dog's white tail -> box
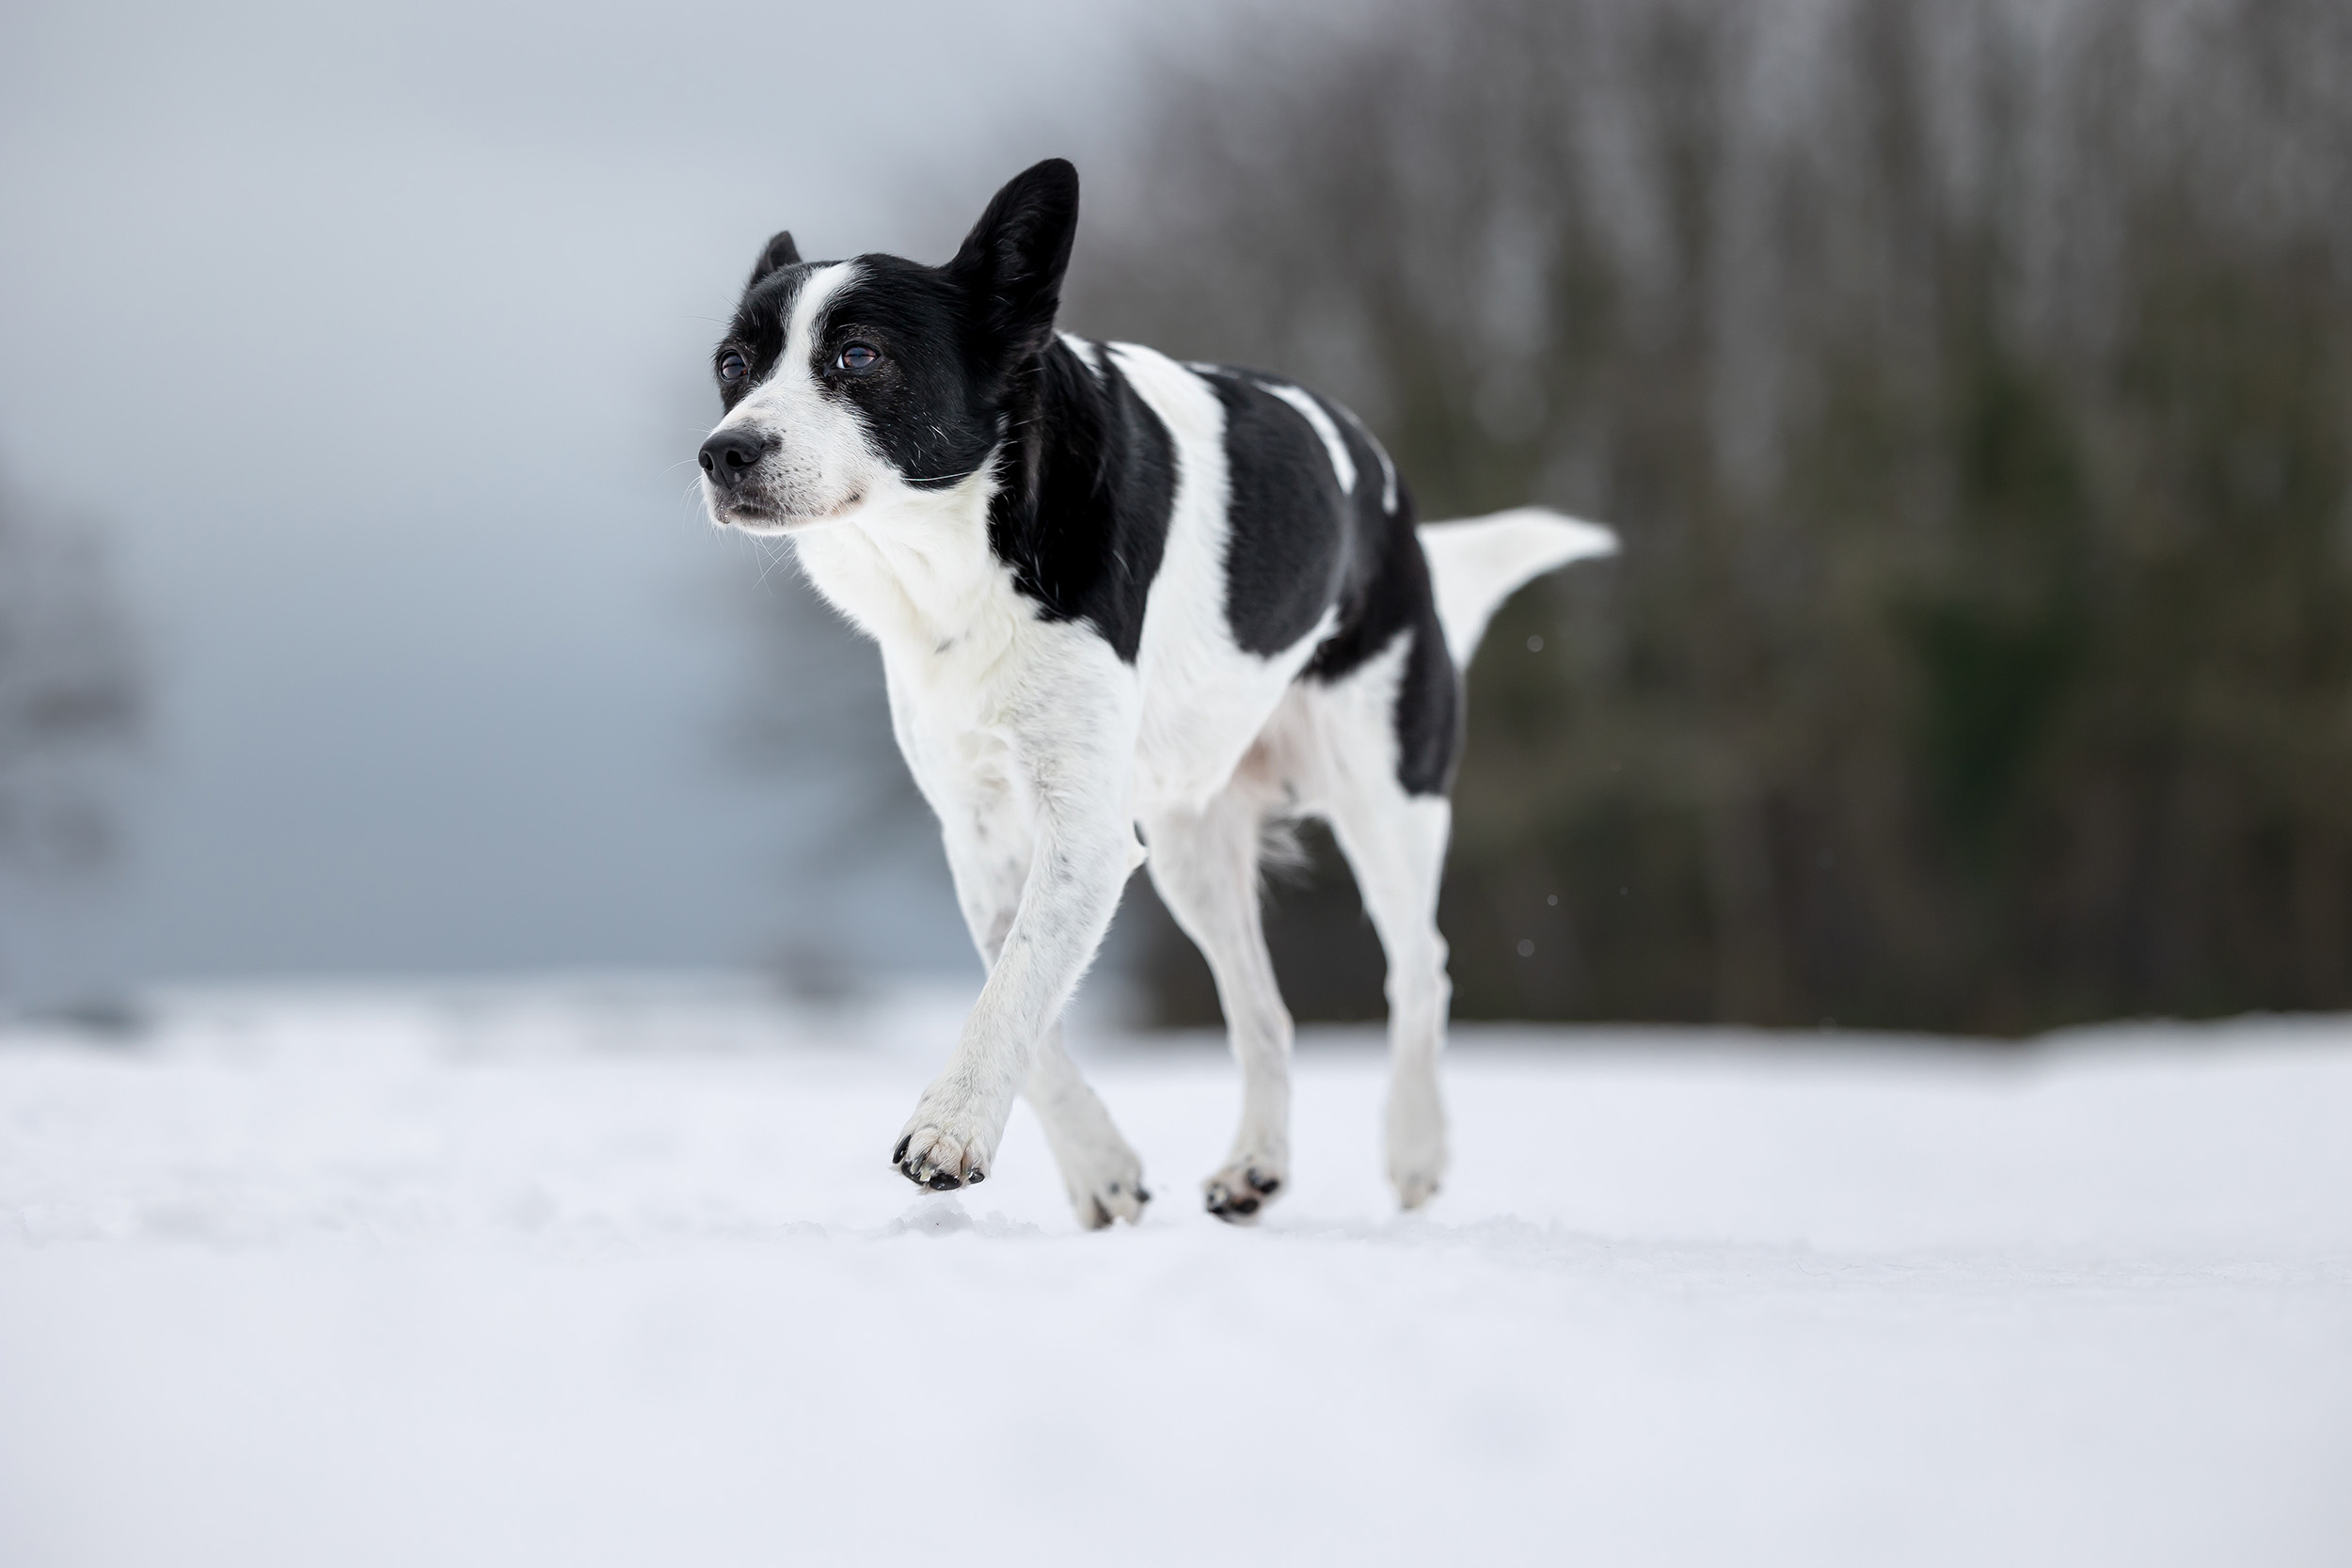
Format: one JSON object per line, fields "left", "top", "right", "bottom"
{"left": 1418, "top": 507, "right": 1618, "bottom": 668}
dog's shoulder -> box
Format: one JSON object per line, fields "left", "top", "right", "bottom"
{"left": 983, "top": 333, "right": 1180, "bottom": 666}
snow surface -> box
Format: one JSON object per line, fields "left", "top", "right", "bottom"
{"left": 2, "top": 978, "right": 2348, "bottom": 1567}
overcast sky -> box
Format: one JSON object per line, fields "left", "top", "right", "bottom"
{"left": 0, "top": 0, "right": 1268, "bottom": 995}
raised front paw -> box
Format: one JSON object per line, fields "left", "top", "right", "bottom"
{"left": 1202, "top": 1159, "right": 1285, "bottom": 1224}
{"left": 892, "top": 1114, "right": 993, "bottom": 1192}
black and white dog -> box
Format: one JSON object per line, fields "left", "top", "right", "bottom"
{"left": 697, "top": 159, "right": 1613, "bottom": 1227}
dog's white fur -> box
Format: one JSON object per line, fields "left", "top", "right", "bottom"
{"left": 709, "top": 276, "right": 1614, "bottom": 1224}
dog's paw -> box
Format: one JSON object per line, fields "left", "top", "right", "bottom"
{"left": 1056, "top": 1143, "right": 1150, "bottom": 1231}
{"left": 1390, "top": 1166, "right": 1442, "bottom": 1211}
{"left": 1386, "top": 1070, "right": 1447, "bottom": 1212}
{"left": 1202, "top": 1159, "right": 1286, "bottom": 1225}
{"left": 892, "top": 1107, "right": 995, "bottom": 1192}
{"left": 1073, "top": 1170, "right": 1151, "bottom": 1231}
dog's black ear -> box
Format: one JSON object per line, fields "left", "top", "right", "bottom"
{"left": 947, "top": 159, "right": 1079, "bottom": 360}
{"left": 748, "top": 230, "right": 801, "bottom": 288}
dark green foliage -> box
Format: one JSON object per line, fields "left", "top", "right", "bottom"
{"left": 1085, "top": 0, "right": 2352, "bottom": 1034}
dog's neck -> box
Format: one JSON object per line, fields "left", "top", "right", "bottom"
{"left": 792, "top": 336, "right": 1113, "bottom": 661}
{"left": 790, "top": 462, "right": 1007, "bottom": 657}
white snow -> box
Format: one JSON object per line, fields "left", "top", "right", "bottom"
{"left": 3, "top": 979, "right": 2348, "bottom": 1567}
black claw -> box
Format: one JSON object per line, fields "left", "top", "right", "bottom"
{"left": 1087, "top": 1197, "right": 1112, "bottom": 1229}
{"left": 927, "top": 1170, "right": 960, "bottom": 1191}
{"left": 965, "top": 1169, "right": 984, "bottom": 1184}
{"left": 1205, "top": 1192, "right": 1248, "bottom": 1224}
{"left": 1206, "top": 1185, "right": 1259, "bottom": 1220}
{"left": 1247, "top": 1169, "right": 1281, "bottom": 1195}
{"left": 892, "top": 1136, "right": 911, "bottom": 1164}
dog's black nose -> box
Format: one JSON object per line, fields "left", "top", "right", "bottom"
{"left": 698, "top": 429, "right": 771, "bottom": 487}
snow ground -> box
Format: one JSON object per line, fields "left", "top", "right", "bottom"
{"left": 1, "top": 979, "right": 2347, "bottom": 1568}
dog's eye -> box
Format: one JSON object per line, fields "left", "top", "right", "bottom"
{"left": 837, "top": 341, "right": 881, "bottom": 373}
{"left": 719, "top": 350, "right": 747, "bottom": 383}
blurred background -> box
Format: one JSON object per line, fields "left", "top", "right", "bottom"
{"left": 3, "top": 0, "right": 2348, "bottom": 1037}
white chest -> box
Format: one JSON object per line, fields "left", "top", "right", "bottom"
{"left": 789, "top": 479, "right": 1085, "bottom": 809}
{"left": 785, "top": 358, "right": 1333, "bottom": 826}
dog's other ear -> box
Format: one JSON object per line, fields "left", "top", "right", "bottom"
{"left": 748, "top": 230, "right": 801, "bottom": 288}
{"left": 947, "top": 159, "right": 1079, "bottom": 361}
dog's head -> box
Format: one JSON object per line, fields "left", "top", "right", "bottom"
{"left": 696, "top": 158, "right": 1079, "bottom": 534}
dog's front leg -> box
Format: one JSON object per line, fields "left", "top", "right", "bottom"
{"left": 893, "top": 645, "right": 1141, "bottom": 1191}
{"left": 916, "top": 758, "right": 1148, "bottom": 1226}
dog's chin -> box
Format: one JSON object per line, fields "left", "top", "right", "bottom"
{"left": 707, "top": 500, "right": 814, "bottom": 537}
{"left": 715, "top": 510, "right": 807, "bottom": 538}
{"left": 707, "top": 492, "right": 866, "bottom": 536}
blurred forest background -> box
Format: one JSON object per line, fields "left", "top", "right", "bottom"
{"left": 1058, "top": 0, "right": 2352, "bottom": 1035}
{"left": 7, "top": 0, "right": 2351, "bottom": 1038}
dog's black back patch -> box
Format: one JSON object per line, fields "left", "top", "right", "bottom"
{"left": 1197, "top": 368, "right": 1461, "bottom": 797}
{"left": 1206, "top": 375, "right": 1356, "bottom": 657}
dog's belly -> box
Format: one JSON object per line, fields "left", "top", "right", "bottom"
{"left": 879, "top": 608, "right": 1312, "bottom": 831}
{"left": 868, "top": 589, "right": 1323, "bottom": 838}
{"left": 1128, "top": 612, "right": 1331, "bottom": 816}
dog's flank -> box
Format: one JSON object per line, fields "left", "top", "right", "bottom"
{"left": 696, "top": 158, "right": 1616, "bottom": 1227}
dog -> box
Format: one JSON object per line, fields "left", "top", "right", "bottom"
{"left": 697, "top": 158, "right": 1614, "bottom": 1227}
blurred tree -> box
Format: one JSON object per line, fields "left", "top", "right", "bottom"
{"left": 0, "top": 473, "right": 142, "bottom": 993}
{"left": 1068, "top": 0, "right": 2352, "bottom": 1033}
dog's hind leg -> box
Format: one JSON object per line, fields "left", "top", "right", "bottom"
{"left": 1305, "top": 659, "right": 1457, "bottom": 1212}
{"left": 1143, "top": 783, "right": 1295, "bottom": 1224}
